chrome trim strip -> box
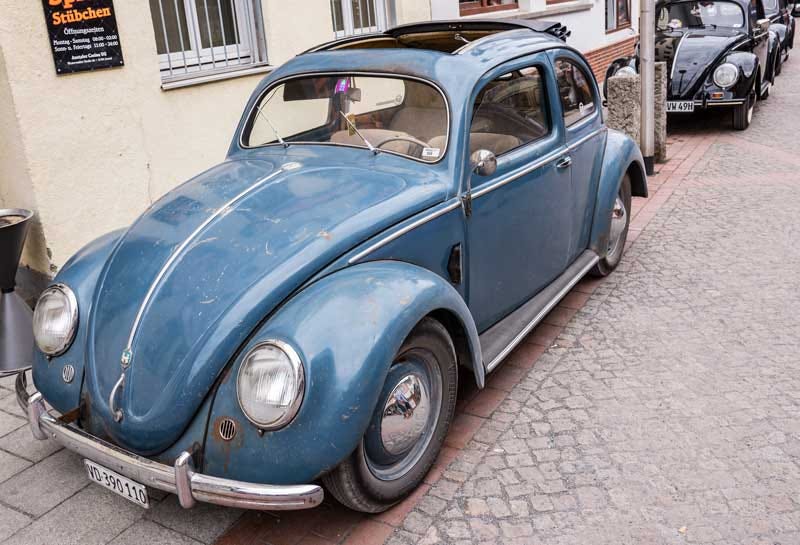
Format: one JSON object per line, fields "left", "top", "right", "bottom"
{"left": 670, "top": 32, "right": 690, "bottom": 81}
{"left": 17, "top": 373, "right": 323, "bottom": 511}
{"left": 124, "top": 167, "right": 289, "bottom": 357}
{"left": 567, "top": 127, "right": 606, "bottom": 152}
{"left": 700, "top": 99, "right": 746, "bottom": 106}
{"left": 486, "top": 253, "right": 600, "bottom": 373}
{"left": 472, "top": 147, "right": 565, "bottom": 199}
{"left": 348, "top": 200, "right": 462, "bottom": 264}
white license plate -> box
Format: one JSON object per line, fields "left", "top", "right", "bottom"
{"left": 84, "top": 459, "right": 150, "bottom": 508}
{"left": 667, "top": 101, "right": 695, "bottom": 113}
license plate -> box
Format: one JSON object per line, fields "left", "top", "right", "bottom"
{"left": 667, "top": 101, "right": 695, "bottom": 113}
{"left": 84, "top": 459, "right": 150, "bottom": 508}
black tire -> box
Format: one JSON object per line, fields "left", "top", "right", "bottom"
{"left": 733, "top": 89, "right": 755, "bottom": 131}
{"left": 322, "top": 318, "right": 458, "bottom": 513}
{"left": 591, "top": 174, "right": 632, "bottom": 277}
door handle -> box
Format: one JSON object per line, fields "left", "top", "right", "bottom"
{"left": 556, "top": 156, "right": 572, "bottom": 169}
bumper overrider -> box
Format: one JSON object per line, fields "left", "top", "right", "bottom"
{"left": 15, "top": 373, "right": 323, "bottom": 511}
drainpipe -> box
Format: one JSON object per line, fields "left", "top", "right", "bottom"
{"left": 640, "top": 0, "right": 656, "bottom": 175}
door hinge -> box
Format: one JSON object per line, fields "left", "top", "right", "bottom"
{"left": 461, "top": 193, "right": 472, "bottom": 217}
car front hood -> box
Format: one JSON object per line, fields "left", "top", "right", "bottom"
{"left": 83, "top": 152, "right": 447, "bottom": 454}
{"left": 656, "top": 28, "right": 744, "bottom": 98}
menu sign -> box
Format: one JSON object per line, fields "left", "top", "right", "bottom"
{"left": 41, "top": 0, "right": 124, "bottom": 75}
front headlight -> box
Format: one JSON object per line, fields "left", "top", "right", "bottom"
{"left": 616, "top": 66, "right": 638, "bottom": 77}
{"left": 236, "top": 340, "right": 304, "bottom": 430}
{"left": 32, "top": 284, "right": 78, "bottom": 356}
{"left": 713, "top": 63, "right": 739, "bottom": 89}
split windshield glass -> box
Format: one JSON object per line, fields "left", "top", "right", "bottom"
{"left": 657, "top": 1, "right": 746, "bottom": 30}
{"left": 243, "top": 75, "right": 449, "bottom": 163}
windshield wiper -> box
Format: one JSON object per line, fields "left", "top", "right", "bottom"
{"left": 255, "top": 102, "right": 288, "bottom": 148}
{"left": 339, "top": 111, "right": 379, "bottom": 155}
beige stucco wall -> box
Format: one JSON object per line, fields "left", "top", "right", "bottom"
{"left": 395, "top": 0, "right": 433, "bottom": 24}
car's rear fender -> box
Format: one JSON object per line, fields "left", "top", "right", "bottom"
{"left": 201, "top": 261, "right": 481, "bottom": 485}
{"left": 590, "top": 130, "right": 647, "bottom": 257}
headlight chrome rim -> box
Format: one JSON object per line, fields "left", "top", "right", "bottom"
{"left": 713, "top": 63, "right": 739, "bottom": 89}
{"left": 33, "top": 283, "right": 78, "bottom": 357}
{"left": 236, "top": 339, "right": 305, "bottom": 430}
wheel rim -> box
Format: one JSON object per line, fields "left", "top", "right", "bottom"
{"left": 363, "top": 352, "right": 442, "bottom": 481}
{"left": 747, "top": 92, "right": 755, "bottom": 125}
{"left": 606, "top": 194, "right": 627, "bottom": 259}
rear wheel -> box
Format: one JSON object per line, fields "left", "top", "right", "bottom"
{"left": 733, "top": 89, "right": 756, "bottom": 131}
{"left": 322, "top": 318, "right": 458, "bottom": 513}
{"left": 591, "top": 174, "right": 631, "bottom": 277}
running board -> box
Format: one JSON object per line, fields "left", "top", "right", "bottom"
{"left": 481, "top": 250, "right": 600, "bottom": 373}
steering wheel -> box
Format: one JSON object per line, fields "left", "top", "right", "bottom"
{"left": 374, "top": 135, "right": 429, "bottom": 157}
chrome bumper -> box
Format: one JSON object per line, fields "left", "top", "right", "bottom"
{"left": 15, "top": 373, "right": 323, "bottom": 511}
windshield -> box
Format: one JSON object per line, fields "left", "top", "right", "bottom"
{"left": 657, "top": 1, "right": 746, "bottom": 29}
{"left": 243, "top": 74, "right": 449, "bottom": 163}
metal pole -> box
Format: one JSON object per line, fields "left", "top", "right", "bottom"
{"left": 640, "top": 0, "right": 655, "bottom": 175}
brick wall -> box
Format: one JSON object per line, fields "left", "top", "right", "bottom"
{"left": 584, "top": 36, "right": 638, "bottom": 83}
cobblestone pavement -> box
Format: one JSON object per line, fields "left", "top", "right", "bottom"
{"left": 2, "top": 65, "right": 799, "bottom": 545}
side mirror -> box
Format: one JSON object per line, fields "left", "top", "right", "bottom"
{"left": 756, "top": 17, "right": 771, "bottom": 33}
{"left": 470, "top": 149, "right": 497, "bottom": 177}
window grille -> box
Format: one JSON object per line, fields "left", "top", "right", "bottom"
{"left": 149, "top": 0, "right": 267, "bottom": 86}
{"left": 330, "top": 0, "right": 388, "bottom": 37}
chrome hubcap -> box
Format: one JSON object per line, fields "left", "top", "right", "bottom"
{"left": 364, "top": 354, "right": 442, "bottom": 481}
{"left": 607, "top": 195, "right": 627, "bottom": 258}
{"left": 380, "top": 374, "right": 429, "bottom": 455}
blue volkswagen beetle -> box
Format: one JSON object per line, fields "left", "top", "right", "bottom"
{"left": 17, "top": 20, "right": 647, "bottom": 513}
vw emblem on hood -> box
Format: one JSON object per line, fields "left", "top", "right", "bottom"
{"left": 62, "top": 364, "right": 75, "bottom": 384}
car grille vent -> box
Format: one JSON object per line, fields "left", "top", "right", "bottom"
{"left": 218, "top": 418, "right": 237, "bottom": 441}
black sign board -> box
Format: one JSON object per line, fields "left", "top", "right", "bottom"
{"left": 41, "top": 0, "right": 124, "bottom": 75}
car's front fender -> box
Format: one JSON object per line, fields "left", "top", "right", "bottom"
{"left": 202, "top": 260, "right": 481, "bottom": 485}
{"left": 590, "top": 130, "right": 647, "bottom": 257}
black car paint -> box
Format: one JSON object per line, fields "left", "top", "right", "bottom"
{"left": 604, "top": 0, "right": 780, "bottom": 109}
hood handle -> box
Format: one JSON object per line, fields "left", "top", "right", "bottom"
{"left": 109, "top": 373, "right": 125, "bottom": 423}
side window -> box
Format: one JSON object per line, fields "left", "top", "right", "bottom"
{"left": 470, "top": 66, "right": 549, "bottom": 157}
{"left": 555, "top": 59, "right": 596, "bottom": 127}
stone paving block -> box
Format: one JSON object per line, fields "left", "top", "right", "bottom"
{"left": 0, "top": 449, "right": 32, "bottom": 484}
{"left": 0, "top": 449, "right": 87, "bottom": 516}
{"left": 0, "top": 410, "right": 25, "bottom": 439}
{"left": 2, "top": 484, "right": 144, "bottom": 545}
{"left": 144, "top": 495, "right": 244, "bottom": 544}
{"left": 0, "top": 504, "right": 31, "bottom": 542}
{"left": 0, "top": 425, "right": 62, "bottom": 463}
{"left": 109, "top": 520, "right": 203, "bottom": 545}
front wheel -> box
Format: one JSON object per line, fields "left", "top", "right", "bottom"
{"left": 591, "top": 174, "right": 631, "bottom": 277}
{"left": 322, "top": 318, "right": 458, "bottom": 513}
{"left": 733, "top": 89, "right": 755, "bottom": 131}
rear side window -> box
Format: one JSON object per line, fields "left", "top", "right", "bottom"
{"left": 470, "top": 66, "right": 550, "bottom": 157}
{"left": 555, "top": 59, "right": 596, "bottom": 127}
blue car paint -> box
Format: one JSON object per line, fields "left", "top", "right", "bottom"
{"left": 77, "top": 150, "right": 450, "bottom": 455}
{"left": 202, "top": 261, "right": 480, "bottom": 484}
{"left": 30, "top": 27, "right": 647, "bottom": 485}
{"left": 32, "top": 229, "right": 124, "bottom": 415}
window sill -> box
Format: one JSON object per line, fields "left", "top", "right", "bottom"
{"left": 460, "top": 0, "right": 593, "bottom": 21}
{"left": 606, "top": 23, "right": 633, "bottom": 35}
{"left": 161, "top": 63, "right": 273, "bottom": 91}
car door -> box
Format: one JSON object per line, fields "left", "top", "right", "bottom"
{"left": 550, "top": 52, "right": 605, "bottom": 262}
{"left": 464, "top": 55, "right": 572, "bottom": 332}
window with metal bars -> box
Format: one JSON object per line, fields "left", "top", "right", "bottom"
{"left": 330, "top": 0, "right": 388, "bottom": 37}
{"left": 148, "top": 0, "right": 267, "bottom": 86}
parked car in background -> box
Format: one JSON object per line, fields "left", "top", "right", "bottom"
{"left": 16, "top": 19, "right": 647, "bottom": 514}
{"left": 605, "top": 0, "right": 782, "bottom": 130}
{"left": 764, "top": 0, "right": 796, "bottom": 73}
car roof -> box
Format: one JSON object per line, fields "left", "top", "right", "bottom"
{"left": 258, "top": 22, "right": 578, "bottom": 105}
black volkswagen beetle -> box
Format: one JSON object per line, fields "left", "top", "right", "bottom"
{"left": 606, "top": 0, "right": 782, "bottom": 130}
{"left": 764, "top": 0, "right": 796, "bottom": 73}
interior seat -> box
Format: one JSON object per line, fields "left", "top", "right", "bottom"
{"left": 330, "top": 128, "right": 415, "bottom": 155}
{"left": 428, "top": 133, "right": 521, "bottom": 157}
